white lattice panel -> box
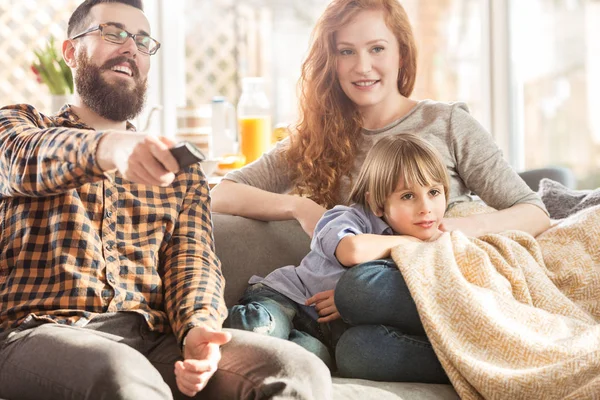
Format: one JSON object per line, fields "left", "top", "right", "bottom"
{"left": 184, "top": 0, "right": 242, "bottom": 107}
{"left": 0, "top": 0, "right": 80, "bottom": 112}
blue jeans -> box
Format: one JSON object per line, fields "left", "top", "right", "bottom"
{"left": 334, "top": 259, "right": 449, "bottom": 383}
{"left": 224, "top": 283, "right": 334, "bottom": 368}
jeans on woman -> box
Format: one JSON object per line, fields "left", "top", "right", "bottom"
{"left": 334, "top": 258, "right": 449, "bottom": 383}
{"left": 224, "top": 283, "right": 333, "bottom": 368}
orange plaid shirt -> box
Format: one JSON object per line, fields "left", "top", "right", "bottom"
{"left": 0, "top": 104, "right": 227, "bottom": 345}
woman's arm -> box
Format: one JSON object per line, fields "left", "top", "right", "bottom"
{"left": 211, "top": 179, "right": 326, "bottom": 237}
{"left": 446, "top": 104, "right": 550, "bottom": 237}
{"left": 335, "top": 234, "right": 421, "bottom": 267}
{"left": 441, "top": 203, "right": 550, "bottom": 237}
{"left": 210, "top": 138, "right": 326, "bottom": 236}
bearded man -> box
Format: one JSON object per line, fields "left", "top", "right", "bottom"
{"left": 0, "top": 1, "right": 331, "bottom": 399}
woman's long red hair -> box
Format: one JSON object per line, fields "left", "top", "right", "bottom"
{"left": 286, "top": 0, "right": 418, "bottom": 208}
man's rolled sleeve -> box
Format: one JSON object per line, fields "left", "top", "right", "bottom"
{"left": 161, "top": 166, "right": 227, "bottom": 346}
{"left": 0, "top": 105, "right": 108, "bottom": 197}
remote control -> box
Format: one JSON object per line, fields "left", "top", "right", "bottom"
{"left": 169, "top": 142, "right": 206, "bottom": 169}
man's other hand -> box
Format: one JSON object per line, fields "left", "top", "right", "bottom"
{"left": 174, "top": 326, "right": 232, "bottom": 397}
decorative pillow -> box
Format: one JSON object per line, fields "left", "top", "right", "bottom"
{"left": 538, "top": 178, "right": 600, "bottom": 219}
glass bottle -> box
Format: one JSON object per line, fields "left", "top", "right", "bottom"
{"left": 210, "top": 96, "right": 238, "bottom": 159}
{"left": 237, "top": 77, "right": 271, "bottom": 165}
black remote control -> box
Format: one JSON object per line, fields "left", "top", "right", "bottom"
{"left": 169, "top": 142, "right": 206, "bottom": 169}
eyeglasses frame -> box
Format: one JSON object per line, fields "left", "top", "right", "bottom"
{"left": 69, "top": 23, "right": 161, "bottom": 55}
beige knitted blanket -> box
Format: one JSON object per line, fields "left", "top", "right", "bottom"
{"left": 391, "top": 203, "right": 600, "bottom": 400}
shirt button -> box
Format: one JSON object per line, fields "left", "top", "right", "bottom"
{"left": 106, "top": 211, "right": 113, "bottom": 218}
{"left": 105, "top": 244, "right": 113, "bottom": 251}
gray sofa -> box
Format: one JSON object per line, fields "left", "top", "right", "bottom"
{"left": 211, "top": 167, "right": 574, "bottom": 400}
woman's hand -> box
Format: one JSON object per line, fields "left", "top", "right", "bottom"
{"left": 306, "top": 290, "right": 340, "bottom": 323}
{"left": 439, "top": 216, "right": 481, "bottom": 237}
{"left": 440, "top": 204, "right": 550, "bottom": 238}
{"left": 293, "top": 197, "right": 327, "bottom": 238}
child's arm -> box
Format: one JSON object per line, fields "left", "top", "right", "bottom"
{"left": 335, "top": 234, "right": 421, "bottom": 267}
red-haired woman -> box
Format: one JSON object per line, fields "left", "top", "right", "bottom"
{"left": 213, "top": 0, "right": 549, "bottom": 382}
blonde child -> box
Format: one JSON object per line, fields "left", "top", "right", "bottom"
{"left": 226, "top": 134, "right": 450, "bottom": 382}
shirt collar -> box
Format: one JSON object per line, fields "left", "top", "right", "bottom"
{"left": 354, "top": 203, "right": 394, "bottom": 235}
{"left": 53, "top": 104, "right": 137, "bottom": 131}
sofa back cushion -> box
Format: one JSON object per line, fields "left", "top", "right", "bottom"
{"left": 212, "top": 213, "right": 311, "bottom": 307}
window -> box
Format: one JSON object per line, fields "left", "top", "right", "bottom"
{"left": 508, "top": 0, "right": 600, "bottom": 188}
{"left": 177, "top": 0, "right": 489, "bottom": 130}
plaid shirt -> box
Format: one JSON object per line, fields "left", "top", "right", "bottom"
{"left": 0, "top": 104, "right": 227, "bottom": 345}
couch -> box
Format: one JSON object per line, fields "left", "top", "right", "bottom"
{"left": 211, "top": 167, "right": 574, "bottom": 400}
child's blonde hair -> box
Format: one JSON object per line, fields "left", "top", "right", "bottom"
{"left": 349, "top": 133, "right": 450, "bottom": 215}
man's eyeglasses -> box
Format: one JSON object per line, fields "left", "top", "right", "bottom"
{"left": 70, "top": 23, "right": 161, "bottom": 55}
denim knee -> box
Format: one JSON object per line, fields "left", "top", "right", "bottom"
{"left": 226, "top": 301, "right": 294, "bottom": 339}
{"left": 335, "top": 324, "right": 448, "bottom": 383}
{"left": 335, "top": 259, "right": 410, "bottom": 326}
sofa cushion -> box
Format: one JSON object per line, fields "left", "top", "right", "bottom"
{"left": 212, "top": 213, "right": 310, "bottom": 307}
{"left": 332, "top": 378, "right": 459, "bottom": 400}
{"left": 538, "top": 178, "right": 600, "bottom": 219}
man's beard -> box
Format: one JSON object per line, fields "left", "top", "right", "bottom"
{"left": 75, "top": 51, "right": 147, "bottom": 122}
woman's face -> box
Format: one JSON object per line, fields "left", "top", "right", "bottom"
{"left": 335, "top": 9, "right": 401, "bottom": 114}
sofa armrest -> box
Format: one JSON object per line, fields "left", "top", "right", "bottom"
{"left": 212, "top": 213, "right": 311, "bottom": 307}
{"left": 518, "top": 166, "right": 576, "bottom": 192}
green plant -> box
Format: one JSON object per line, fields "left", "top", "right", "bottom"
{"left": 31, "top": 37, "right": 74, "bottom": 95}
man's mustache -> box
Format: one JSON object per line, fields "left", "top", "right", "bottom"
{"left": 101, "top": 56, "right": 140, "bottom": 78}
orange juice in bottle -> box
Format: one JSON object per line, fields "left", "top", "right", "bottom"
{"left": 237, "top": 77, "right": 271, "bottom": 165}
{"left": 239, "top": 116, "right": 271, "bottom": 164}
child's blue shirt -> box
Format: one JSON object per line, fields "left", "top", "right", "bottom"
{"left": 248, "top": 204, "right": 393, "bottom": 318}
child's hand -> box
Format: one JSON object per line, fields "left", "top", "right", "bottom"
{"left": 426, "top": 229, "right": 444, "bottom": 242}
{"left": 305, "top": 290, "right": 340, "bottom": 323}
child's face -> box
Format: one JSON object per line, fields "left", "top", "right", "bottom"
{"left": 375, "top": 180, "right": 447, "bottom": 240}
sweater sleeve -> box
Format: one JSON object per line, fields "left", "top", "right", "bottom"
{"left": 449, "top": 103, "right": 547, "bottom": 214}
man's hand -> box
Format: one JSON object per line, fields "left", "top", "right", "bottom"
{"left": 306, "top": 290, "right": 340, "bottom": 323}
{"left": 293, "top": 197, "right": 327, "bottom": 238}
{"left": 174, "top": 326, "right": 232, "bottom": 397}
{"left": 96, "top": 132, "right": 180, "bottom": 186}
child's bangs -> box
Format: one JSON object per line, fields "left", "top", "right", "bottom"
{"left": 400, "top": 149, "right": 444, "bottom": 189}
